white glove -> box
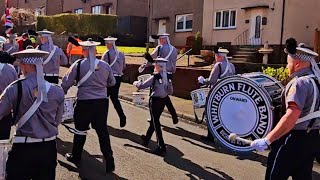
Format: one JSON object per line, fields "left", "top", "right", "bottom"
{"left": 251, "top": 138, "right": 270, "bottom": 152}
{"left": 198, "top": 76, "right": 205, "bottom": 84}
{"left": 133, "top": 80, "right": 142, "bottom": 87}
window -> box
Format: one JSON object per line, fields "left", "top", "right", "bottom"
{"left": 214, "top": 10, "right": 236, "bottom": 29}
{"left": 92, "top": 5, "right": 102, "bottom": 14}
{"left": 106, "top": 6, "right": 111, "bottom": 14}
{"left": 75, "top": 8, "right": 83, "bottom": 14}
{"left": 175, "top": 14, "right": 193, "bottom": 32}
{"left": 35, "top": 7, "right": 45, "bottom": 16}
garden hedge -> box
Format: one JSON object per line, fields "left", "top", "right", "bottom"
{"left": 37, "top": 13, "right": 117, "bottom": 36}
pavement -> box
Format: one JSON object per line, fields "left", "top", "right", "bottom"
{"left": 59, "top": 66, "right": 199, "bottom": 125}
{"left": 56, "top": 82, "right": 320, "bottom": 180}
{"left": 56, "top": 65, "right": 320, "bottom": 179}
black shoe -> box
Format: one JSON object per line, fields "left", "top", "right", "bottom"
{"left": 65, "top": 153, "right": 81, "bottom": 165}
{"left": 105, "top": 157, "right": 115, "bottom": 173}
{"left": 172, "top": 116, "right": 179, "bottom": 125}
{"left": 120, "top": 116, "right": 127, "bottom": 128}
{"left": 140, "top": 135, "right": 149, "bottom": 147}
{"left": 152, "top": 146, "right": 167, "bottom": 156}
{"left": 201, "top": 135, "right": 215, "bottom": 142}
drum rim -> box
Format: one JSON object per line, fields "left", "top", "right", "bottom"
{"left": 205, "top": 75, "right": 276, "bottom": 153}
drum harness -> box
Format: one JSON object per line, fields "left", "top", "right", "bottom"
{"left": 284, "top": 74, "right": 320, "bottom": 132}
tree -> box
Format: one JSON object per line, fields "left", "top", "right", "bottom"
{"left": 1, "top": 7, "right": 36, "bottom": 27}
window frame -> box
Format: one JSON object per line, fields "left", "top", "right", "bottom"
{"left": 91, "top": 5, "right": 102, "bottom": 14}
{"left": 175, "top": 13, "right": 193, "bottom": 32}
{"left": 214, "top": 9, "right": 237, "bottom": 30}
{"left": 74, "top": 8, "right": 83, "bottom": 14}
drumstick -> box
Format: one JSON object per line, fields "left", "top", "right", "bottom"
{"left": 229, "top": 133, "right": 253, "bottom": 145}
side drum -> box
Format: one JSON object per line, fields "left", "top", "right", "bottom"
{"left": 62, "top": 97, "right": 77, "bottom": 122}
{"left": 205, "top": 73, "right": 284, "bottom": 153}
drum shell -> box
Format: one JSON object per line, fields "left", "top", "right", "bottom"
{"left": 205, "top": 73, "right": 284, "bottom": 153}
{"left": 132, "top": 92, "right": 149, "bottom": 106}
{"left": 62, "top": 97, "right": 76, "bottom": 121}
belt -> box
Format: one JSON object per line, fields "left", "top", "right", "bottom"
{"left": 167, "top": 72, "right": 173, "bottom": 75}
{"left": 113, "top": 74, "right": 122, "bottom": 77}
{"left": 44, "top": 73, "right": 58, "bottom": 77}
{"left": 13, "top": 136, "right": 56, "bottom": 144}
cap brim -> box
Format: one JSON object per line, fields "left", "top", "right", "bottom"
{"left": 12, "top": 49, "right": 49, "bottom": 58}
{"left": 79, "top": 41, "right": 101, "bottom": 46}
{"left": 296, "top": 47, "right": 318, "bottom": 57}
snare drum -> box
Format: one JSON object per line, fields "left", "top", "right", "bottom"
{"left": 191, "top": 88, "right": 210, "bottom": 108}
{"left": 0, "top": 140, "right": 11, "bottom": 179}
{"left": 132, "top": 92, "right": 149, "bottom": 106}
{"left": 62, "top": 97, "right": 76, "bottom": 122}
{"left": 205, "top": 72, "right": 284, "bottom": 153}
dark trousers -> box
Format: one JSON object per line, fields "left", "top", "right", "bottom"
{"left": 44, "top": 76, "right": 59, "bottom": 84}
{"left": 164, "top": 96, "right": 178, "bottom": 120}
{"left": 0, "top": 114, "right": 12, "bottom": 140}
{"left": 107, "top": 76, "right": 125, "bottom": 119}
{"left": 265, "top": 130, "right": 320, "bottom": 180}
{"left": 6, "top": 140, "right": 57, "bottom": 180}
{"left": 72, "top": 99, "right": 113, "bottom": 161}
{"left": 145, "top": 97, "right": 166, "bottom": 147}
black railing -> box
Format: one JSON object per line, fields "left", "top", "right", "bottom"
{"left": 233, "top": 29, "right": 249, "bottom": 46}
{"left": 233, "top": 28, "right": 265, "bottom": 46}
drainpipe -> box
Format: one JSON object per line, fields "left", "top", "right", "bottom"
{"left": 45, "top": 0, "right": 48, "bottom": 15}
{"left": 279, "top": 0, "right": 286, "bottom": 63}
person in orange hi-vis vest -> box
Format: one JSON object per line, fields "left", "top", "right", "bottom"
{"left": 66, "top": 35, "right": 83, "bottom": 65}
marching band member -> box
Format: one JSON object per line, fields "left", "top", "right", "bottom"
{"left": 251, "top": 38, "right": 320, "bottom": 180}
{"left": 61, "top": 39, "right": 116, "bottom": 173}
{"left": 37, "top": 29, "right": 68, "bottom": 84}
{"left": 0, "top": 48, "right": 64, "bottom": 179}
{"left": 102, "top": 36, "right": 127, "bottom": 127}
{"left": 143, "top": 33, "right": 179, "bottom": 124}
{"left": 198, "top": 47, "right": 236, "bottom": 141}
{"left": 3, "top": 33, "right": 19, "bottom": 54}
{"left": 0, "top": 51, "right": 18, "bottom": 140}
{"left": 133, "top": 57, "right": 174, "bottom": 156}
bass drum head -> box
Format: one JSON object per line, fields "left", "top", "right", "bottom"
{"left": 205, "top": 75, "right": 274, "bottom": 153}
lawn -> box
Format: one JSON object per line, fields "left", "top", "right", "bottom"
{"left": 96, "top": 46, "right": 154, "bottom": 55}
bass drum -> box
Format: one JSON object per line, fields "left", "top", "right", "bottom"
{"left": 205, "top": 72, "right": 284, "bottom": 153}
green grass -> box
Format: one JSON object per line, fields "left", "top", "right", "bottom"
{"left": 96, "top": 46, "right": 154, "bottom": 54}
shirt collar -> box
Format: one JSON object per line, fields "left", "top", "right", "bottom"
{"left": 290, "top": 67, "right": 313, "bottom": 78}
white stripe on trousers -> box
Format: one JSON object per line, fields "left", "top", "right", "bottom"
{"left": 269, "top": 134, "right": 292, "bottom": 180}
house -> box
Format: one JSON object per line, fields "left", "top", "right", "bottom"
{"left": 63, "top": 0, "right": 149, "bottom": 46}
{"left": 202, "top": 0, "right": 320, "bottom": 63}
{"left": 63, "top": 0, "right": 148, "bottom": 17}
{"left": 148, "top": 0, "right": 204, "bottom": 48}
{"left": 9, "top": 0, "right": 64, "bottom": 16}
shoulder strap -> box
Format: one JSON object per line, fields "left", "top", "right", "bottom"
{"left": 43, "top": 46, "right": 57, "bottom": 65}
{"left": 157, "top": 46, "right": 161, "bottom": 57}
{"left": 16, "top": 82, "right": 52, "bottom": 130}
{"left": 13, "top": 80, "right": 22, "bottom": 122}
{"left": 75, "top": 59, "right": 82, "bottom": 86}
{"left": 107, "top": 52, "right": 111, "bottom": 64}
{"left": 218, "top": 64, "right": 222, "bottom": 79}
{"left": 77, "top": 59, "right": 100, "bottom": 87}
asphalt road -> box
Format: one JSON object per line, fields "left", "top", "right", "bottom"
{"left": 55, "top": 86, "right": 320, "bottom": 180}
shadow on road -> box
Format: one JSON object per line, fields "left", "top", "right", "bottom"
{"left": 56, "top": 138, "right": 127, "bottom": 180}
{"left": 161, "top": 125, "right": 268, "bottom": 167}
{"left": 108, "top": 125, "right": 233, "bottom": 179}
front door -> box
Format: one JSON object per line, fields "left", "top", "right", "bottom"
{"left": 250, "top": 10, "right": 263, "bottom": 45}
{"left": 158, "top": 19, "right": 167, "bottom": 34}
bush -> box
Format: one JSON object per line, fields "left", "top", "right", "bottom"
{"left": 192, "top": 31, "right": 202, "bottom": 55}
{"left": 37, "top": 13, "right": 117, "bottom": 37}
{"left": 262, "top": 66, "right": 291, "bottom": 85}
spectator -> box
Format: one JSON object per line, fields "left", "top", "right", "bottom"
{"left": 66, "top": 35, "right": 83, "bottom": 65}
{"left": 17, "top": 33, "right": 32, "bottom": 51}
